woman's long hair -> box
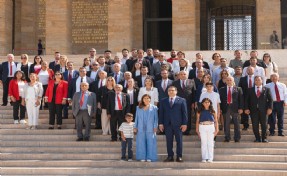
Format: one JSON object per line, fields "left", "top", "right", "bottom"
{"left": 138, "top": 94, "right": 151, "bottom": 109}
{"left": 197, "top": 98, "right": 215, "bottom": 114}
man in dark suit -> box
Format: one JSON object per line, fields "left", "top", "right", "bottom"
{"left": 245, "top": 76, "right": 273, "bottom": 142}
{"left": 136, "top": 49, "right": 152, "bottom": 74}
{"left": 68, "top": 67, "right": 94, "bottom": 103}
{"left": 238, "top": 66, "right": 255, "bottom": 130}
{"left": 98, "top": 56, "right": 112, "bottom": 74}
{"left": 191, "top": 53, "right": 210, "bottom": 69}
{"left": 155, "top": 70, "right": 173, "bottom": 103}
{"left": 188, "top": 59, "right": 210, "bottom": 80}
{"left": 0, "top": 54, "right": 18, "bottom": 106}
{"left": 172, "top": 71, "right": 196, "bottom": 135}
{"left": 72, "top": 82, "right": 97, "bottom": 141}
{"left": 48, "top": 52, "right": 60, "bottom": 71}
{"left": 144, "top": 48, "right": 156, "bottom": 65}
{"left": 107, "top": 84, "right": 130, "bottom": 141}
{"left": 62, "top": 61, "right": 79, "bottom": 118}
{"left": 159, "top": 86, "right": 188, "bottom": 162}
{"left": 109, "top": 63, "right": 124, "bottom": 84}
{"left": 86, "top": 61, "right": 100, "bottom": 81}
{"left": 151, "top": 52, "right": 172, "bottom": 76}
{"left": 219, "top": 76, "right": 243, "bottom": 142}
{"left": 135, "top": 66, "right": 154, "bottom": 88}
{"left": 126, "top": 48, "right": 138, "bottom": 71}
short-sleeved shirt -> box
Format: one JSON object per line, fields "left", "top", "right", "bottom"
{"left": 119, "top": 122, "right": 134, "bottom": 138}
{"left": 199, "top": 91, "right": 221, "bottom": 114}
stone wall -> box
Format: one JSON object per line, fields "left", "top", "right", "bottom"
{"left": 0, "top": 0, "right": 13, "bottom": 55}
{"left": 256, "top": 0, "right": 281, "bottom": 49}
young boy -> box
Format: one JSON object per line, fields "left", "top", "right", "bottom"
{"left": 118, "top": 113, "right": 134, "bottom": 161}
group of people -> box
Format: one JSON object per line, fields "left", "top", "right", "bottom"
{"left": 0, "top": 48, "right": 286, "bottom": 163}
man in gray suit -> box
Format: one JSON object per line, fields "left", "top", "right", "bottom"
{"left": 72, "top": 82, "right": 97, "bottom": 141}
{"left": 151, "top": 52, "right": 172, "bottom": 76}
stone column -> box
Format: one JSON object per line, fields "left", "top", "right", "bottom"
{"left": 256, "top": 0, "right": 281, "bottom": 49}
{"left": 45, "top": 0, "right": 71, "bottom": 54}
{"left": 108, "top": 0, "right": 133, "bottom": 52}
{"left": 172, "top": 0, "right": 198, "bottom": 51}
{"left": 0, "top": 0, "right": 13, "bottom": 55}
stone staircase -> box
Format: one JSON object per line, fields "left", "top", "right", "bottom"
{"left": 1, "top": 105, "right": 287, "bottom": 175}
{"left": 1, "top": 55, "right": 287, "bottom": 175}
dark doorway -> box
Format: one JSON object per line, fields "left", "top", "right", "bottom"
{"left": 281, "top": 0, "right": 287, "bottom": 48}
{"left": 200, "top": 0, "right": 256, "bottom": 50}
{"left": 144, "top": 0, "right": 172, "bottom": 51}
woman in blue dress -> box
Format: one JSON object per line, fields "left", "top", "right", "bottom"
{"left": 134, "top": 94, "right": 158, "bottom": 162}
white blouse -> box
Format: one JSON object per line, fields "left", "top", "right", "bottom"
{"left": 17, "top": 81, "right": 25, "bottom": 97}
{"left": 38, "top": 70, "right": 49, "bottom": 85}
{"left": 138, "top": 87, "right": 159, "bottom": 105}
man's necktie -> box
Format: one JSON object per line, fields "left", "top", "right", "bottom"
{"left": 275, "top": 83, "right": 281, "bottom": 102}
{"left": 227, "top": 87, "right": 232, "bottom": 104}
{"left": 117, "top": 93, "right": 122, "bottom": 110}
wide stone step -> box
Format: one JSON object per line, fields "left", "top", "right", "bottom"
{"left": 1, "top": 167, "right": 287, "bottom": 176}
{"left": 1, "top": 160, "right": 287, "bottom": 170}
{"left": 2, "top": 147, "right": 287, "bottom": 155}
{"left": 2, "top": 141, "right": 287, "bottom": 148}
{"left": 1, "top": 134, "right": 286, "bottom": 142}
{"left": 2, "top": 153, "right": 287, "bottom": 162}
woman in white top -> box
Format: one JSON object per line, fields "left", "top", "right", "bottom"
{"left": 263, "top": 53, "right": 278, "bottom": 84}
{"left": 83, "top": 58, "right": 92, "bottom": 72}
{"left": 173, "top": 58, "right": 192, "bottom": 75}
{"left": 208, "top": 53, "right": 221, "bottom": 74}
{"left": 21, "top": 73, "right": 43, "bottom": 129}
{"left": 138, "top": 77, "right": 159, "bottom": 106}
{"left": 36, "top": 61, "right": 54, "bottom": 109}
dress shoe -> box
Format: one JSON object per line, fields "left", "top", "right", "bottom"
{"left": 1, "top": 103, "right": 7, "bottom": 106}
{"left": 224, "top": 139, "right": 230, "bottom": 142}
{"left": 110, "top": 139, "right": 117, "bottom": 142}
{"left": 76, "top": 138, "right": 83, "bottom": 141}
{"left": 262, "top": 139, "right": 269, "bottom": 143}
{"left": 176, "top": 157, "right": 183, "bottom": 162}
{"left": 48, "top": 127, "right": 54, "bottom": 129}
{"left": 235, "top": 140, "right": 240, "bottom": 143}
{"left": 254, "top": 139, "right": 261, "bottom": 142}
{"left": 57, "top": 126, "right": 61, "bottom": 129}
{"left": 84, "top": 137, "right": 90, "bottom": 141}
{"left": 242, "top": 127, "right": 248, "bottom": 131}
{"left": 278, "top": 133, "right": 285, "bottom": 136}
{"left": 163, "top": 157, "right": 174, "bottom": 162}
{"left": 269, "top": 132, "right": 275, "bottom": 136}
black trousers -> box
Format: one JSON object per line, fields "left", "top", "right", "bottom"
{"left": 250, "top": 109, "right": 268, "bottom": 140}
{"left": 110, "top": 110, "right": 124, "bottom": 140}
{"left": 3, "top": 77, "right": 13, "bottom": 105}
{"left": 40, "top": 85, "right": 48, "bottom": 109}
{"left": 12, "top": 98, "right": 26, "bottom": 120}
{"left": 48, "top": 102, "right": 63, "bottom": 125}
{"left": 241, "top": 112, "right": 250, "bottom": 128}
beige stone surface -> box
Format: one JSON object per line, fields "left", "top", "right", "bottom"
{"left": 108, "top": 0, "right": 133, "bottom": 52}
{"left": 0, "top": 0, "right": 13, "bottom": 55}
{"left": 256, "top": 0, "right": 281, "bottom": 49}
{"left": 45, "top": 0, "right": 71, "bottom": 54}
{"left": 172, "top": 0, "right": 198, "bottom": 51}
{"left": 132, "top": 0, "right": 143, "bottom": 50}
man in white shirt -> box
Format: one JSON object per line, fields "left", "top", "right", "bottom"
{"left": 265, "top": 73, "right": 287, "bottom": 136}
{"left": 88, "top": 48, "right": 97, "bottom": 62}
{"left": 87, "top": 61, "right": 100, "bottom": 81}
{"left": 212, "top": 58, "right": 235, "bottom": 84}
{"left": 242, "top": 57, "right": 266, "bottom": 85}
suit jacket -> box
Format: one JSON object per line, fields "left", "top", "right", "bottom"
{"left": 49, "top": 61, "right": 58, "bottom": 71}
{"left": 188, "top": 68, "right": 210, "bottom": 80}
{"left": 155, "top": 79, "right": 173, "bottom": 101}
{"left": 151, "top": 61, "right": 172, "bottom": 76}
{"left": 90, "top": 79, "right": 105, "bottom": 102}
{"left": 135, "top": 75, "right": 154, "bottom": 88}
{"left": 154, "top": 72, "right": 174, "bottom": 82}
{"left": 109, "top": 72, "right": 124, "bottom": 84}
{"left": 172, "top": 79, "right": 196, "bottom": 104}
{"left": 144, "top": 56, "right": 156, "bottom": 65}
{"left": 16, "top": 62, "right": 32, "bottom": 75}
{"left": 63, "top": 70, "right": 79, "bottom": 82}
{"left": 126, "top": 58, "right": 137, "bottom": 71}
{"left": 72, "top": 91, "right": 97, "bottom": 117}
{"left": 159, "top": 96, "right": 188, "bottom": 127}
{"left": 136, "top": 58, "right": 152, "bottom": 74}
{"left": 219, "top": 86, "right": 243, "bottom": 114}
{"left": 100, "top": 65, "right": 112, "bottom": 74}
{"left": 0, "top": 61, "right": 18, "bottom": 82}
{"left": 238, "top": 76, "right": 253, "bottom": 95}
{"left": 22, "top": 82, "right": 43, "bottom": 99}
{"left": 191, "top": 61, "right": 210, "bottom": 69}
{"left": 68, "top": 76, "right": 94, "bottom": 99}
{"left": 107, "top": 92, "right": 130, "bottom": 116}
{"left": 54, "top": 64, "right": 67, "bottom": 73}
{"left": 45, "top": 80, "right": 68, "bottom": 104}
{"left": 245, "top": 87, "right": 273, "bottom": 113}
